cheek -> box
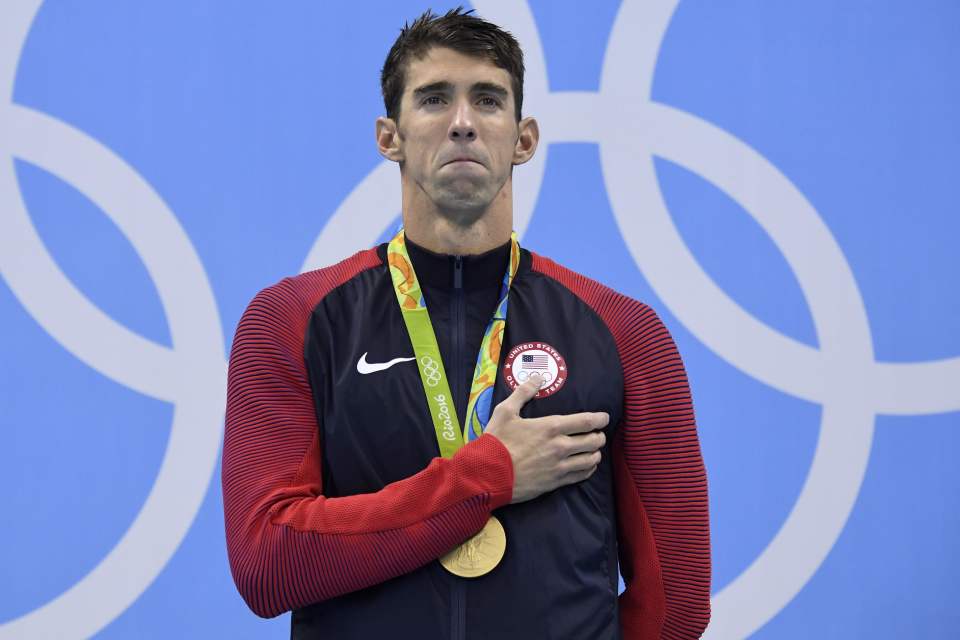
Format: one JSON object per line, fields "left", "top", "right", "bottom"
{"left": 403, "top": 135, "right": 438, "bottom": 167}
{"left": 493, "top": 128, "right": 519, "bottom": 158}
{"left": 490, "top": 143, "right": 516, "bottom": 170}
{"left": 401, "top": 142, "right": 428, "bottom": 171}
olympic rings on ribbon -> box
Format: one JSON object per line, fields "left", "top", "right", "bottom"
{"left": 420, "top": 356, "right": 442, "bottom": 387}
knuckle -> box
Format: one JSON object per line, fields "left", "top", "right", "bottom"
{"left": 547, "top": 438, "right": 564, "bottom": 459}
{"left": 548, "top": 439, "right": 567, "bottom": 460}
{"left": 545, "top": 418, "right": 562, "bottom": 437}
{"left": 572, "top": 453, "right": 593, "bottom": 472}
{"left": 556, "top": 458, "right": 575, "bottom": 476}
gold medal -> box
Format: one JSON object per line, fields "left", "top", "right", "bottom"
{"left": 439, "top": 515, "right": 507, "bottom": 578}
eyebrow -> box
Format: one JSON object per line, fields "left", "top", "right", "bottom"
{"left": 412, "top": 81, "right": 509, "bottom": 100}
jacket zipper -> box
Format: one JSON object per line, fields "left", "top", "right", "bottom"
{"left": 450, "top": 255, "right": 466, "bottom": 640}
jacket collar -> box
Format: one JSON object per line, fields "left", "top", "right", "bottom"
{"left": 402, "top": 235, "right": 512, "bottom": 291}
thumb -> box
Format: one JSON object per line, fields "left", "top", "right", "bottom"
{"left": 499, "top": 374, "right": 543, "bottom": 415}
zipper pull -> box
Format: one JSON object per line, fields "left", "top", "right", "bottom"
{"left": 454, "top": 256, "right": 463, "bottom": 289}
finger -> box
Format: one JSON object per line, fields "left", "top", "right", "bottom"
{"left": 562, "top": 431, "right": 607, "bottom": 456}
{"left": 559, "top": 450, "right": 602, "bottom": 475}
{"left": 530, "top": 411, "right": 609, "bottom": 435}
{"left": 496, "top": 374, "right": 544, "bottom": 415}
{"left": 556, "top": 462, "right": 600, "bottom": 487}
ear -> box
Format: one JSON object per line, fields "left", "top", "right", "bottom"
{"left": 376, "top": 116, "right": 404, "bottom": 163}
{"left": 512, "top": 116, "right": 540, "bottom": 166}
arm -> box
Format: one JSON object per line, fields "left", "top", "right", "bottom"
{"left": 613, "top": 304, "right": 711, "bottom": 639}
{"left": 221, "top": 278, "right": 514, "bottom": 618}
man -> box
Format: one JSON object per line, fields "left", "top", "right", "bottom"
{"left": 222, "top": 7, "right": 710, "bottom": 639}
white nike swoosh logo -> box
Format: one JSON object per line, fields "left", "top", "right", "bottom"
{"left": 356, "top": 352, "right": 416, "bottom": 375}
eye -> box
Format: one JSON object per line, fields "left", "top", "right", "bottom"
{"left": 478, "top": 96, "right": 501, "bottom": 108}
{"left": 421, "top": 95, "right": 445, "bottom": 106}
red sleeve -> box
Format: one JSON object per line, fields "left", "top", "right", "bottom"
{"left": 611, "top": 305, "right": 711, "bottom": 639}
{"left": 221, "top": 256, "right": 515, "bottom": 618}
{"left": 529, "top": 254, "right": 711, "bottom": 639}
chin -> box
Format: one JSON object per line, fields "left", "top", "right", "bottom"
{"left": 431, "top": 197, "right": 489, "bottom": 227}
{"left": 439, "top": 207, "right": 488, "bottom": 228}
{"left": 433, "top": 185, "right": 491, "bottom": 213}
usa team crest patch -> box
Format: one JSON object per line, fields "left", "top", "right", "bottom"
{"left": 503, "top": 342, "right": 568, "bottom": 398}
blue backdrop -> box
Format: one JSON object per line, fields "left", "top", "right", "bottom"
{"left": 2, "top": 1, "right": 958, "bottom": 638}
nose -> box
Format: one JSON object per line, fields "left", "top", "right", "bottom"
{"left": 448, "top": 98, "right": 476, "bottom": 141}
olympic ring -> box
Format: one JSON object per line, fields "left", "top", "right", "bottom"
{"left": 420, "top": 356, "right": 442, "bottom": 387}
{"left": 515, "top": 370, "right": 553, "bottom": 384}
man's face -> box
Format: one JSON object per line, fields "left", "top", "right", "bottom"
{"left": 379, "top": 46, "right": 536, "bottom": 226}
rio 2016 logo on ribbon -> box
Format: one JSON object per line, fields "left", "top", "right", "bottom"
{"left": 1, "top": 1, "right": 957, "bottom": 639}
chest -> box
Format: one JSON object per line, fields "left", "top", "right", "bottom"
{"left": 306, "top": 275, "right": 624, "bottom": 497}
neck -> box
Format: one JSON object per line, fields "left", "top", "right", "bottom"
{"left": 402, "top": 217, "right": 511, "bottom": 256}
{"left": 400, "top": 177, "right": 513, "bottom": 255}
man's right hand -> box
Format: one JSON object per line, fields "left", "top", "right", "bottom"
{"left": 483, "top": 374, "right": 609, "bottom": 504}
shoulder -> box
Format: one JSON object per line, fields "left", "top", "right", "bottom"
{"left": 527, "top": 251, "right": 689, "bottom": 392}
{"left": 234, "top": 247, "right": 383, "bottom": 344}
{"left": 525, "top": 249, "right": 662, "bottom": 338}
{"left": 247, "top": 247, "right": 383, "bottom": 318}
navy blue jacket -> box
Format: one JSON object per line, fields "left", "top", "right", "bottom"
{"left": 222, "top": 238, "right": 711, "bottom": 639}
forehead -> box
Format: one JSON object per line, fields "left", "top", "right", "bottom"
{"left": 403, "top": 46, "right": 512, "bottom": 95}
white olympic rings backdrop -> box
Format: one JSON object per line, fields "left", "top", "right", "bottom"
{"left": 2, "top": 1, "right": 958, "bottom": 638}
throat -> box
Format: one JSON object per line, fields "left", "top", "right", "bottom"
{"left": 402, "top": 209, "right": 511, "bottom": 256}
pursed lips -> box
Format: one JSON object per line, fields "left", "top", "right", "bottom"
{"left": 444, "top": 158, "right": 482, "bottom": 166}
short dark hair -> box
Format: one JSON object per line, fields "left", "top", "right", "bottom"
{"left": 380, "top": 6, "right": 525, "bottom": 124}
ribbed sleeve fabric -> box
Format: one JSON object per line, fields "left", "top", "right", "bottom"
{"left": 530, "top": 253, "right": 711, "bottom": 639}
{"left": 222, "top": 249, "right": 516, "bottom": 618}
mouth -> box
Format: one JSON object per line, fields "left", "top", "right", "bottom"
{"left": 445, "top": 159, "right": 483, "bottom": 167}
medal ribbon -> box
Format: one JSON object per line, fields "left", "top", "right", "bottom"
{"left": 387, "top": 229, "right": 520, "bottom": 458}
